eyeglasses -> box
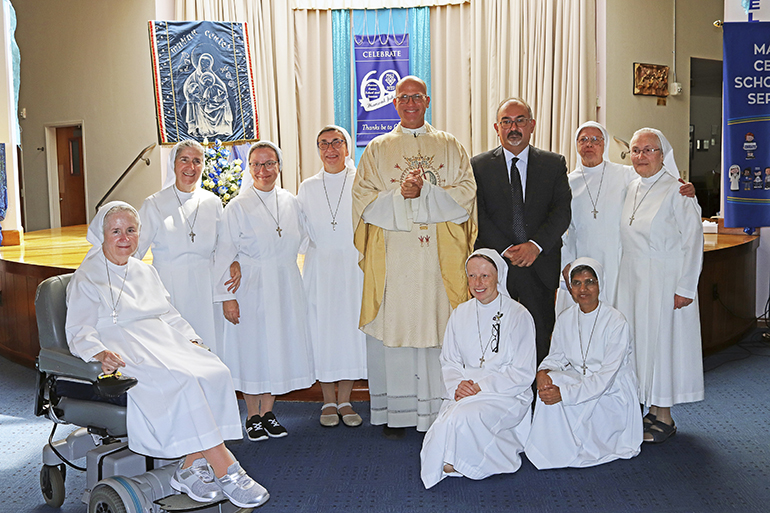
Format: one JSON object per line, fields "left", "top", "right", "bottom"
{"left": 249, "top": 160, "right": 278, "bottom": 171}
{"left": 395, "top": 94, "right": 426, "bottom": 104}
{"left": 570, "top": 278, "right": 598, "bottom": 288}
{"left": 630, "top": 148, "right": 661, "bottom": 157}
{"left": 317, "top": 139, "right": 346, "bottom": 151}
{"left": 577, "top": 136, "right": 605, "bottom": 146}
{"left": 498, "top": 117, "right": 532, "bottom": 129}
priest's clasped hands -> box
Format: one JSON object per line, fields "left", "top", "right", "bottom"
{"left": 535, "top": 369, "right": 563, "bottom": 405}
{"left": 401, "top": 169, "right": 424, "bottom": 198}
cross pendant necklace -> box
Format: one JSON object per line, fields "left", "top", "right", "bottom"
{"left": 581, "top": 163, "right": 605, "bottom": 220}
{"left": 105, "top": 258, "right": 129, "bottom": 324}
{"left": 172, "top": 186, "right": 200, "bottom": 243}
{"left": 322, "top": 169, "right": 348, "bottom": 231}
{"left": 479, "top": 355, "right": 485, "bottom": 366}
{"left": 630, "top": 173, "right": 664, "bottom": 225}
{"left": 578, "top": 303, "right": 602, "bottom": 375}
{"left": 252, "top": 187, "right": 282, "bottom": 237}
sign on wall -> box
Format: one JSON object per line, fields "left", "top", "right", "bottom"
{"left": 723, "top": 21, "right": 770, "bottom": 229}
{"left": 148, "top": 21, "right": 259, "bottom": 145}
{"left": 354, "top": 34, "right": 409, "bottom": 145}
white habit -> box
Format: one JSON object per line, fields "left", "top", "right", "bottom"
{"left": 617, "top": 168, "right": 704, "bottom": 407}
{"left": 525, "top": 302, "right": 642, "bottom": 469}
{"left": 420, "top": 295, "right": 536, "bottom": 489}
{"left": 214, "top": 186, "right": 315, "bottom": 395}
{"left": 296, "top": 166, "right": 367, "bottom": 382}
{"left": 136, "top": 186, "right": 225, "bottom": 355}
{"left": 561, "top": 161, "right": 635, "bottom": 309}
{"left": 66, "top": 252, "right": 242, "bottom": 458}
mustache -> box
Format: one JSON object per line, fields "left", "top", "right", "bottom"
{"left": 506, "top": 130, "right": 522, "bottom": 139}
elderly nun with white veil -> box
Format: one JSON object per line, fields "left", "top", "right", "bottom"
{"left": 66, "top": 201, "right": 268, "bottom": 508}
{"left": 616, "top": 128, "right": 704, "bottom": 444}
{"left": 525, "top": 257, "right": 642, "bottom": 469}
{"left": 296, "top": 125, "right": 367, "bottom": 428}
{"left": 420, "top": 248, "right": 536, "bottom": 489}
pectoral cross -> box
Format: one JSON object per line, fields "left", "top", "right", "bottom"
{"left": 479, "top": 356, "right": 485, "bottom": 367}
{"left": 592, "top": 208, "right": 598, "bottom": 219}
{"left": 276, "top": 226, "right": 283, "bottom": 237}
{"left": 331, "top": 220, "right": 337, "bottom": 231}
{"left": 189, "top": 231, "right": 196, "bottom": 243}
{"left": 111, "top": 309, "right": 118, "bottom": 324}
{"left": 629, "top": 215, "right": 635, "bottom": 225}
{"left": 582, "top": 365, "right": 587, "bottom": 376}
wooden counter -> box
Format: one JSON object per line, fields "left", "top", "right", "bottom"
{"left": 699, "top": 233, "right": 759, "bottom": 354}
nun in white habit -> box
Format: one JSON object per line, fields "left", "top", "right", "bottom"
{"left": 525, "top": 257, "right": 642, "bottom": 469}
{"left": 296, "top": 125, "right": 367, "bottom": 428}
{"left": 420, "top": 248, "right": 536, "bottom": 489}
{"left": 136, "top": 140, "right": 238, "bottom": 356}
{"left": 214, "top": 141, "right": 314, "bottom": 440}
{"left": 63, "top": 203, "right": 277, "bottom": 507}
{"left": 616, "top": 128, "right": 704, "bottom": 443}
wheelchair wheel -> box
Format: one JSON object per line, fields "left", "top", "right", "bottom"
{"left": 89, "top": 484, "right": 127, "bottom": 513}
{"left": 40, "top": 464, "right": 65, "bottom": 507}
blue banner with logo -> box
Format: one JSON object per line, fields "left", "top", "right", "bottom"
{"left": 149, "top": 21, "right": 259, "bottom": 145}
{"left": 723, "top": 21, "right": 770, "bottom": 228}
{"left": 354, "top": 34, "right": 409, "bottom": 145}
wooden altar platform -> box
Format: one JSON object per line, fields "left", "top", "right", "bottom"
{"left": 0, "top": 225, "right": 365, "bottom": 402}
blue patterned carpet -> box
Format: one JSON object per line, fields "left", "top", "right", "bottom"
{"left": 3, "top": 330, "right": 770, "bottom": 512}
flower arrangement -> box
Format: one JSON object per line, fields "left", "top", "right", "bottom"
{"left": 201, "top": 138, "right": 242, "bottom": 206}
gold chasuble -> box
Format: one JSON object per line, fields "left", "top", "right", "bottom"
{"left": 352, "top": 123, "right": 477, "bottom": 349}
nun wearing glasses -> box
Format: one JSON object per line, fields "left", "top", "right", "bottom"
{"left": 214, "top": 141, "right": 314, "bottom": 443}
{"left": 420, "top": 248, "right": 535, "bottom": 489}
{"left": 296, "top": 126, "right": 367, "bottom": 428}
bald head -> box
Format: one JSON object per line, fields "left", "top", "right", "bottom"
{"left": 393, "top": 75, "right": 430, "bottom": 129}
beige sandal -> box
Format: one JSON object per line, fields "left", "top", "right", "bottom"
{"left": 337, "top": 402, "right": 362, "bottom": 427}
{"left": 320, "top": 402, "right": 339, "bottom": 427}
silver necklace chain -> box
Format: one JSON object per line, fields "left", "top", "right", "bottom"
{"left": 252, "top": 187, "right": 282, "bottom": 237}
{"left": 475, "top": 295, "right": 503, "bottom": 367}
{"left": 581, "top": 162, "right": 605, "bottom": 219}
{"left": 172, "top": 187, "right": 200, "bottom": 243}
{"left": 629, "top": 173, "right": 664, "bottom": 225}
{"left": 105, "top": 258, "right": 129, "bottom": 324}
{"left": 577, "top": 302, "right": 602, "bottom": 375}
{"left": 322, "top": 170, "right": 348, "bottom": 231}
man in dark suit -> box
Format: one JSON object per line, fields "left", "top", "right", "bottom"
{"left": 472, "top": 98, "right": 571, "bottom": 364}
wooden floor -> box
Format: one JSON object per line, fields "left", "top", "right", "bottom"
{"left": 0, "top": 225, "right": 361, "bottom": 402}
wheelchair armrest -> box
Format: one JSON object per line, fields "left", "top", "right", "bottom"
{"left": 37, "top": 347, "right": 102, "bottom": 381}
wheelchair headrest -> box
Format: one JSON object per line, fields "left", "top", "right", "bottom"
{"left": 35, "top": 274, "right": 74, "bottom": 352}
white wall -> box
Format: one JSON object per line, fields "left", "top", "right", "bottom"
{"left": 14, "top": 0, "right": 162, "bottom": 230}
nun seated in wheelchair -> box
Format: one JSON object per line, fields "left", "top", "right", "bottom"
{"left": 64, "top": 201, "right": 268, "bottom": 509}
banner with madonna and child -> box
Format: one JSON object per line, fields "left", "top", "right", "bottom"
{"left": 148, "top": 20, "right": 259, "bottom": 145}
{"left": 723, "top": 20, "right": 770, "bottom": 229}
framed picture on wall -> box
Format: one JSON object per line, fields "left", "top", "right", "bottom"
{"left": 633, "top": 63, "right": 669, "bottom": 97}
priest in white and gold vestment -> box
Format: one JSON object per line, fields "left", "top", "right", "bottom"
{"left": 352, "top": 76, "right": 477, "bottom": 433}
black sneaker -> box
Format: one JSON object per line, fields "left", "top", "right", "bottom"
{"left": 261, "top": 411, "right": 288, "bottom": 438}
{"left": 245, "top": 415, "right": 268, "bottom": 441}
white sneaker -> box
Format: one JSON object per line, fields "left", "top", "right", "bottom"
{"left": 169, "top": 458, "right": 221, "bottom": 502}
{"left": 215, "top": 461, "right": 269, "bottom": 508}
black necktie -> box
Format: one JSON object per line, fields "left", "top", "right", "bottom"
{"left": 510, "top": 157, "right": 527, "bottom": 244}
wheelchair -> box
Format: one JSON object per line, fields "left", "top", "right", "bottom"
{"left": 34, "top": 273, "right": 248, "bottom": 513}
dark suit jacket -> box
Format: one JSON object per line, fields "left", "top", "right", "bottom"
{"left": 471, "top": 145, "right": 571, "bottom": 290}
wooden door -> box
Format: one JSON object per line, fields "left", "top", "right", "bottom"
{"left": 56, "top": 126, "right": 86, "bottom": 226}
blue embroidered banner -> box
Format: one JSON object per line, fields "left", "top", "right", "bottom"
{"left": 354, "top": 34, "right": 409, "bottom": 145}
{"left": 149, "top": 21, "right": 258, "bottom": 145}
{"left": 723, "top": 21, "right": 770, "bottom": 229}
{"left": 0, "top": 143, "right": 6, "bottom": 224}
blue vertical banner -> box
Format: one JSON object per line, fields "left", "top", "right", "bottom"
{"left": 148, "top": 21, "right": 259, "bottom": 145}
{"left": 354, "top": 34, "right": 409, "bottom": 145}
{"left": 723, "top": 21, "right": 770, "bottom": 228}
